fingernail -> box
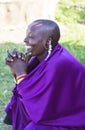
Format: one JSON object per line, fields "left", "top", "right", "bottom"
{"left": 22, "top": 57, "right": 25, "bottom": 60}
{"left": 29, "top": 52, "right": 32, "bottom": 55}
{"left": 11, "top": 59, "right": 13, "bottom": 61}
{"left": 13, "top": 54, "right": 16, "bottom": 57}
{"left": 19, "top": 56, "right": 21, "bottom": 58}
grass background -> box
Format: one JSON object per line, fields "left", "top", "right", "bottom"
{"left": 0, "top": 0, "right": 85, "bottom": 129}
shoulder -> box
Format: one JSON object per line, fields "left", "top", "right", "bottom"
{"left": 47, "top": 44, "right": 84, "bottom": 73}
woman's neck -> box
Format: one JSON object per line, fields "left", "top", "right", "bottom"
{"left": 37, "top": 51, "right": 47, "bottom": 61}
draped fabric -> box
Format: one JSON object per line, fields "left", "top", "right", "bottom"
{"left": 5, "top": 44, "right": 85, "bottom": 130}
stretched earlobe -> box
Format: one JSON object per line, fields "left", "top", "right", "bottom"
{"left": 43, "top": 42, "right": 48, "bottom": 50}
{"left": 45, "top": 40, "right": 52, "bottom": 61}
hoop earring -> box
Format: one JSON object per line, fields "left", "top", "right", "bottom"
{"left": 45, "top": 40, "right": 52, "bottom": 61}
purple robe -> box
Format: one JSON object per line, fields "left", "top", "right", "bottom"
{"left": 5, "top": 44, "right": 85, "bottom": 130}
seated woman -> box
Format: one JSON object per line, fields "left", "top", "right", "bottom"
{"left": 4, "top": 19, "right": 85, "bottom": 130}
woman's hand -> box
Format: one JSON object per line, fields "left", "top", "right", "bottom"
{"left": 5, "top": 48, "right": 31, "bottom": 77}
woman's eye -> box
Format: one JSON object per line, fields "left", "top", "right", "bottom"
{"left": 29, "top": 35, "right": 33, "bottom": 38}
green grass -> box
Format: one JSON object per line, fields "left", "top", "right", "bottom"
{"left": 55, "top": 0, "right": 85, "bottom": 64}
{"left": 55, "top": 0, "right": 85, "bottom": 24}
{"left": 0, "top": 43, "right": 26, "bottom": 130}
{"left": 0, "top": 0, "right": 85, "bottom": 129}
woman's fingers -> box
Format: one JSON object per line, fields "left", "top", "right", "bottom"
{"left": 17, "top": 51, "right": 21, "bottom": 58}
{"left": 5, "top": 57, "right": 13, "bottom": 66}
{"left": 7, "top": 49, "right": 14, "bottom": 58}
{"left": 6, "top": 48, "right": 17, "bottom": 62}
{"left": 6, "top": 50, "right": 14, "bottom": 62}
{"left": 12, "top": 48, "right": 17, "bottom": 58}
{"left": 16, "top": 51, "right": 25, "bottom": 61}
{"left": 6, "top": 57, "right": 13, "bottom": 62}
{"left": 21, "top": 53, "right": 26, "bottom": 61}
{"left": 6, "top": 48, "right": 26, "bottom": 63}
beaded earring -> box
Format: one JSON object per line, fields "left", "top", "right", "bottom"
{"left": 45, "top": 40, "right": 52, "bottom": 61}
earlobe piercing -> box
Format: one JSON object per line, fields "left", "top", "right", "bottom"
{"left": 45, "top": 40, "right": 52, "bottom": 61}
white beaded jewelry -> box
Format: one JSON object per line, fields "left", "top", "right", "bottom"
{"left": 45, "top": 40, "right": 52, "bottom": 61}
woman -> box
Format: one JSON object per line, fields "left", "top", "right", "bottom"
{"left": 4, "top": 19, "right": 85, "bottom": 130}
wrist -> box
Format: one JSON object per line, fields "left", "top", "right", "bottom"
{"left": 16, "top": 73, "right": 28, "bottom": 80}
{"left": 16, "top": 72, "right": 27, "bottom": 77}
{"left": 16, "top": 73, "right": 28, "bottom": 84}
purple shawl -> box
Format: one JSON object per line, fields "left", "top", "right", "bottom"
{"left": 5, "top": 44, "right": 85, "bottom": 130}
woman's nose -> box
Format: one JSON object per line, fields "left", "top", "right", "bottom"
{"left": 24, "top": 37, "right": 29, "bottom": 45}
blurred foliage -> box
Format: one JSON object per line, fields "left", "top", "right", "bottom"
{"left": 62, "top": 42, "right": 85, "bottom": 65}
{"left": 55, "top": 0, "right": 85, "bottom": 53}
{"left": 55, "top": 0, "right": 85, "bottom": 24}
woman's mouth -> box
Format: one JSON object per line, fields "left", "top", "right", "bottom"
{"left": 25, "top": 46, "right": 32, "bottom": 56}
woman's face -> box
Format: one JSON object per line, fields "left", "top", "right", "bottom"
{"left": 24, "top": 23, "right": 48, "bottom": 59}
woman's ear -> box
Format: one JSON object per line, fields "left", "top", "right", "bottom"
{"left": 42, "top": 37, "right": 52, "bottom": 50}
{"left": 46, "top": 37, "right": 52, "bottom": 46}
{"left": 41, "top": 40, "right": 48, "bottom": 50}
{"left": 44, "top": 37, "right": 52, "bottom": 61}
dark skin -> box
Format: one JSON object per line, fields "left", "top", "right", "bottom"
{"left": 5, "top": 22, "right": 51, "bottom": 77}
{"left": 4, "top": 20, "right": 60, "bottom": 124}
{"left": 5, "top": 48, "right": 32, "bottom": 77}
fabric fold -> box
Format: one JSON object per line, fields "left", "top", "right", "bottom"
{"left": 5, "top": 44, "right": 85, "bottom": 129}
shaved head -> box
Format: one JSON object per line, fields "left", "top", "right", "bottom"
{"left": 29, "top": 19, "right": 60, "bottom": 45}
{"left": 27, "top": 19, "right": 60, "bottom": 46}
{"left": 24, "top": 19, "right": 60, "bottom": 60}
